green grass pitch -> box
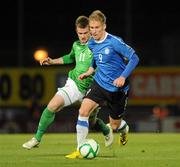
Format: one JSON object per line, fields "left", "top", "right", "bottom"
{"left": 0, "top": 133, "right": 179, "bottom": 167}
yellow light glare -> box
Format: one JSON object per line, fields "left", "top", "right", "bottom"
{"left": 34, "top": 49, "right": 48, "bottom": 61}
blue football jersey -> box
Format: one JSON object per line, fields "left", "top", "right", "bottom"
{"left": 88, "top": 32, "right": 138, "bottom": 92}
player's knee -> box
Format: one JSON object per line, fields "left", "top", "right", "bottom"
{"left": 47, "top": 103, "right": 62, "bottom": 112}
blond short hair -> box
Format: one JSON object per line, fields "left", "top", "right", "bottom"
{"left": 89, "top": 10, "right": 106, "bottom": 24}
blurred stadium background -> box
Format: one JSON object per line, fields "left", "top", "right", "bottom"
{"left": 0, "top": 0, "right": 180, "bottom": 134}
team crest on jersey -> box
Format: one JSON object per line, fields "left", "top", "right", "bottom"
{"left": 104, "top": 48, "right": 110, "bottom": 55}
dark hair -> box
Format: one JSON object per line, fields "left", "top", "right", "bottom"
{"left": 75, "top": 16, "right": 89, "bottom": 28}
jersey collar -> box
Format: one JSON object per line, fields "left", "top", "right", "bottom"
{"left": 94, "top": 32, "right": 108, "bottom": 43}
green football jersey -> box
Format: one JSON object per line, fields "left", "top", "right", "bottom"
{"left": 62, "top": 40, "right": 93, "bottom": 93}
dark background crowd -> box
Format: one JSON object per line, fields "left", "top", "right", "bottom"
{"left": 1, "top": 0, "right": 180, "bottom": 67}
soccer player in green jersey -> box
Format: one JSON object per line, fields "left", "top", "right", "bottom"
{"left": 22, "top": 16, "right": 113, "bottom": 153}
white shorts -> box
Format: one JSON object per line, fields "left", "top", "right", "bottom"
{"left": 56, "top": 78, "right": 85, "bottom": 107}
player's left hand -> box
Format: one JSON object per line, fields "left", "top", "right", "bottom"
{"left": 40, "top": 57, "right": 52, "bottom": 65}
{"left": 78, "top": 73, "right": 88, "bottom": 80}
{"left": 113, "top": 76, "right": 125, "bottom": 87}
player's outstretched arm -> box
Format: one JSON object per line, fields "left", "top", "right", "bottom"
{"left": 40, "top": 57, "right": 64, "bottom": 66}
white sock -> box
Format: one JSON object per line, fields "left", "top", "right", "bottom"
{"left": 76, "top": 115, "right": 89, "bottom": 149}
{"left": 118, "top": 120, "right": 127, "bottom": 132}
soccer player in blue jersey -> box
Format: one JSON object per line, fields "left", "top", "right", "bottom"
{"left": 67, "top": 10, "right": 139, "bottom": 158}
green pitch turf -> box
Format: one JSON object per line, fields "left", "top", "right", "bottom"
{"left": 0, "top": 133, "right": 179, "bottom": 167}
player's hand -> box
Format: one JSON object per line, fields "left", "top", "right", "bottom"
{"left": 40, "top": 57, "right": 52, "bottom": 66}
{"left": 113, "top": 76, "right": 125, "bottom": 87}
{"left": 78, "top": 73, "right": 88, "bottom": 80}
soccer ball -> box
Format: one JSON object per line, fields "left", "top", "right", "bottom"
{"left": 79, "top": 139, "right": 100, "bottom": 159}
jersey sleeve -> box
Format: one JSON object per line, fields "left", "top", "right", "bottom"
{"left": 120, "top": 53, "right": 139, "bottom": 78}
{"left": 62, "top": 44, "right": 75, "bottom": 64}
{"left": 113, "top": 37, "right": 135, "bottom": 60}
{"left": 112, "top": 36, "right": 140, "bottom": 78}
